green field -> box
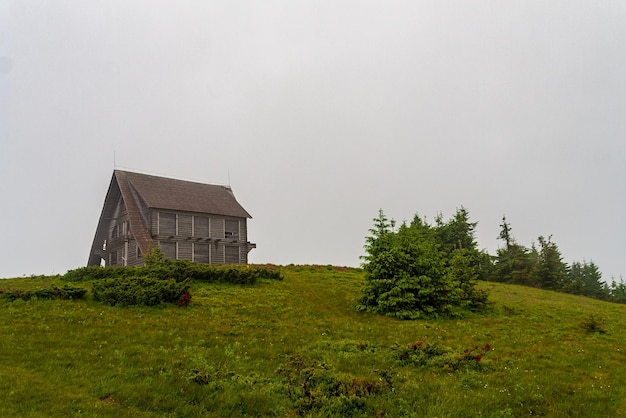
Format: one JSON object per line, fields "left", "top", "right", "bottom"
{"left": 1, "top": 266, "right": 625, "bottom": 417}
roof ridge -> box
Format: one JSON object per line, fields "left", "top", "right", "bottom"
{"left": 115, "top": 168, "right": 229, "bottom": 188}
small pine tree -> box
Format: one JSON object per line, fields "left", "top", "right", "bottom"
{"left": 142, "top": 246, "right": 166, "bottom": 268}
{"left": 492, "top": 216, "right": 538, "bottom": 286}
{"left": 498, "top": 215, "right": 513, "bottom": 250}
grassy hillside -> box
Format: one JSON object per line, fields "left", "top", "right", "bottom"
{"left": 1, "top": 266, "right": 625, "bottom": 417}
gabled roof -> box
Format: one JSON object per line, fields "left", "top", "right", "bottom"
{"left": 115, "top": 170, "right": 252, "bottom": 218}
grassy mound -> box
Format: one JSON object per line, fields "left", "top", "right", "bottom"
{"left": 1, "top": 265, "right": 625, "bottom": 416}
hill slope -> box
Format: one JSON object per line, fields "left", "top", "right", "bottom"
{"left": 1, "top": 266, "right": 625, "bottom": 417}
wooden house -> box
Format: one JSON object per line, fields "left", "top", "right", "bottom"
{"left": 88, "top": 170, "right": 255, "bottom": 266}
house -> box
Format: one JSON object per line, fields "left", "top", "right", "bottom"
{"left": 87, "top": 170, "right": 255, "bottom": 267}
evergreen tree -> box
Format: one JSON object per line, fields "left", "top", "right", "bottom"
{"left": 492, "top": 216, "right": 538, "bottom": 286}
{"left": 609, "top": 276, "right": 626, "bottom": 303}
{"left": 435, "top": 207, "right": 478, "bottom": 255}
{"left": 564, "top": 260, "right": 607, "bottom": 299}
{"left": 536, "top": 235, "right": 568, "bottom": 290}
{"left": 358, "top": 210, "right": 397, "bottom": 308}
{"left": 358, "top": 209, "right": 488, "bottom": 319}
{"left": 498, "top": 215, "right": 513, "bottom": 250}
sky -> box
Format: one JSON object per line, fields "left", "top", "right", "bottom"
{"left": 1, "top": 1, "right": 625, "bottom": 281}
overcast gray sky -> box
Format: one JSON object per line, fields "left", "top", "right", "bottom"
{"left": 1, "top": 1, "right": 625, "bottom": 281}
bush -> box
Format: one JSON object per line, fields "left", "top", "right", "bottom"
{"left": 57, "top": 285, "right": 88, "bottom": 300}
{"left": 63, "top": 265, "right": 131, "bottom": 282}
{"left": 63, "top": 258, "right": 283, "bottom": 285}
{"left": 0, "top": 285, "right": 87, "bottom": 301}
{"left": 92, "top": 276, "right": 190, "bottom": 307}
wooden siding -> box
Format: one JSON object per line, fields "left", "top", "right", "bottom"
{"left": 240, "top": 245, "right": 249, "bottom": 264}
{"left": 194, "top": 216, "right": 209, "bottom": 238}
{"left": 240, "top": 219, "right": 247, "bottom": 242}
{"left": 225, "top": 245, "right": 240, "bottom": 264}
{"left": 159, "top": 212, "right": 176, "bottom": 236}
{"left": 160, "top": 241, "right": 176, "bottom": 261}
{"left": 127, "top": 240, "right": 142, "bottom": 266}
{"left": 151, "top": 210, "right": 158, "bottom": 236}
{"left": 194, "top": 243, "right": 209, "bottom": 263}
{"left": 211, "top": 243, "right": 224, "bottom": 264}
{"left": 210, "top": 216, "right": 224, "bottom": 239}
{"left": 178, "top": 241, "right": 193, "bottom": 261}
{"left": 178, "top": 214, "right": 193, "bottom": 237}
{"left": 148, "top": 210, "right": 250, "bottom": 265}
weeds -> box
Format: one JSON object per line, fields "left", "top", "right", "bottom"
{"left": 395, "top": 340, "right": 492, "bottom": 371}
{"left": 580, "top": 314, "right": 607, "bottom": 334}
{"left": 276, "top": 354, "right": 388, "bottom": 416}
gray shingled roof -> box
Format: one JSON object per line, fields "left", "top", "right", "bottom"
{"left": 117, "top": 170, "right": 252, "bottom": 218}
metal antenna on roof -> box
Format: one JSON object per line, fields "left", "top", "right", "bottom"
{"left": 113, "top": 150, "right": 116, "bottom": 168}
{"left": 227, "top": 169, "right": 231, "bottom": 188}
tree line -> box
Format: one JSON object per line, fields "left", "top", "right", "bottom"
{"left": 359, "top": 208, "right": 626, "bottom": 319}
{"left": 488, "top": 215, "right": 625, "bottom": 302}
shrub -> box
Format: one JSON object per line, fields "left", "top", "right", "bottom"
{"left": 57, "top": 285, "right": 88, "bottom": 300}
{"left": 0, "top": 285, "right": 87, "bottom": 301}
{"left": 63, "top": 265, "right": 131, "bottom": 282}
{"left": 92, "top": 276, "right": 190, "bottom": 307}
{"left": 63, "top": 258, "right": 283, "bottom": 285}
{"left": 177, "top": 290, "right": 192, "bottom": 307}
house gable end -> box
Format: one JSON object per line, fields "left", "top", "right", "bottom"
{"left": 87, "top": 175, "right": 122, "bottom": 266}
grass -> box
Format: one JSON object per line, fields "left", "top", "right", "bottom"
{"left": 1, "top": 265, "right": 625, "bottom": 417}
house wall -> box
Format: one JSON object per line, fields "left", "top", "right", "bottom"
{"left": 151, "top": 209, "right": 250, "bottom": 265}
{"left": 103, "top": 195, "right": 144, "bottom": 267}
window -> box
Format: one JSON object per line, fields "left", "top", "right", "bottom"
{"left": 225, "top": 219, "right": 239, "bottom": 238}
